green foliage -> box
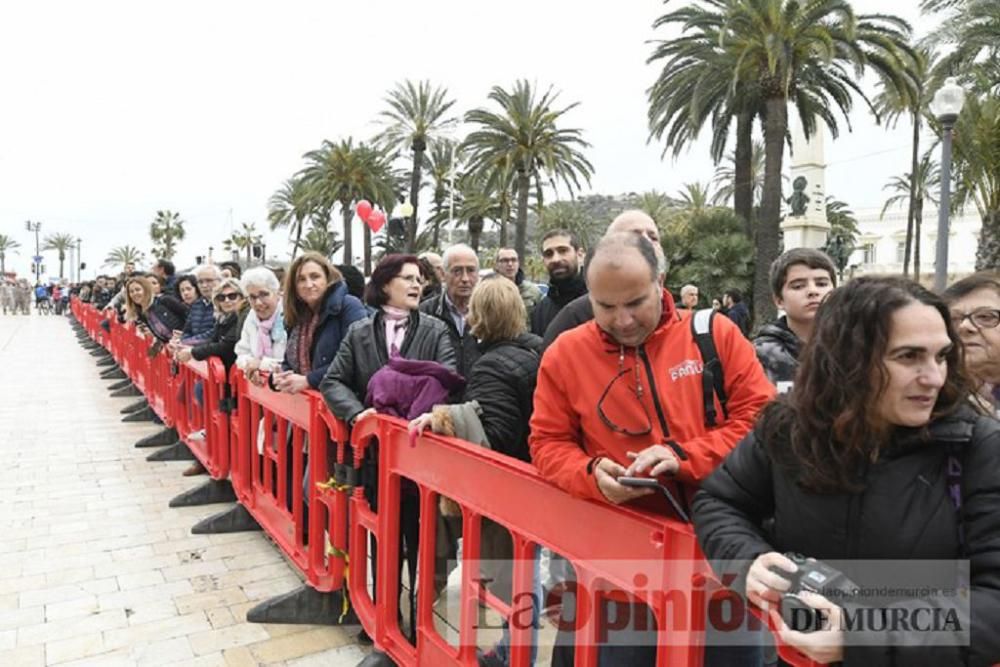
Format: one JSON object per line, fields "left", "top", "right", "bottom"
{"left": 297, "top": 224, "right": 343, "bottom": 259}
{"left": 823, "top": 197, "right": 862, "bottom": 278}
{"left": 104, "top": 245, "right": 144, "bottom": 270}
{"left": 0, "top": 234, "right": 20, "bottom": 274}
{"left": 149, "top": 210, "right": 186, "bottom": 260}
{"left": 43, "top": 233, "right": 78, "bottom": 278}
{"left": 667, "top": 208, "right": 753, "bottom": 304}
{"left": 268, "top": 177, "right": 318, "bottom": 259}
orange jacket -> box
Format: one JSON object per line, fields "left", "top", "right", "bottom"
{"left": 529, "top": 291, "right": 775, "bottom": 508}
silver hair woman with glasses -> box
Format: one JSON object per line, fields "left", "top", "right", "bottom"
{"left": 235, "top": 267, "right": 286, "bottom": 387}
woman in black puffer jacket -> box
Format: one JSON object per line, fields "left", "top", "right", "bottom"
{"left": 123, "top": 276, "right": 189, "bottom": 344}
{"left": 693, "top": 277, "right": 1000, "bottom": 666}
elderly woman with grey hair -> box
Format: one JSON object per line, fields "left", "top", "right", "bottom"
{"left": 235, "top": 267, "right": 287, "bottom": 386}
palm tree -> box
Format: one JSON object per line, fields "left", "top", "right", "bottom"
{"left": 712, "top": 141, "right": 766, "bottom": 213}
{"left": 42, "top": 233, "right": 77, "bottom": 278}
{"left": 299, "top": 138, "right": 397, "bottom": 273}
{"left": 948, "top": 94, "right": 1000, "bottom": 270}
{"left": 0, "top": 234, "right": 21, "bottom": 275}
{"left": 823, "top": 197, "right": 862, "bottom": 280}
{"left": 463, "top": 80, "right": 594, "bottom": 260}
{"left": 224, "top": 222, "right": 263, "bottom": 264}
{"left": 424, "top": 138, "right": 462, "bottom": 249}
{"left": 718, "top": 0, "right": 917, "bottom": 324}
{"left": 104, "top": 245, "right": 144, "bottom": 271}
{"left": 149, "top": 210, "right": 186, "bottom": 260}
{"left": 923, "top": 0, "right": 1000, "bottom": 92}
{"left": 377, "top": 80, "right": 458, "bottom": 251}
{"left": 297, "top": 225, "right": 344, "bottom": 259}
{"left": 268, "top": 177, "right": 316, "bottom": 259}
{"left": 873, "top": 49, "right": 934, "bottom": 279}
{"left": 881, "top": 156, "right": 940, "bottom": 280}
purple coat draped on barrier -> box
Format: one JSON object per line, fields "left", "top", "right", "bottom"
{"left": 365, "top": 356, "right": 466, "bottom": 420}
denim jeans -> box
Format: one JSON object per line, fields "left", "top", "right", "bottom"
{"left": 491, "top": 545, "right": 541, "bottom": 665}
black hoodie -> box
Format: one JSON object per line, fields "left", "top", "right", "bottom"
{"left": 530, "top": 272, "right": 587, "bottom": 337}
{"left": 752, "top": 316, "right": 802, "bottom": 389}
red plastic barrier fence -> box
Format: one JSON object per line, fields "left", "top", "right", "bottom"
{"left": 173, "top": 356, "right": 231, "bottom": 479}
{"left": 230, "top": 371, "right": 349, "bottom": 593}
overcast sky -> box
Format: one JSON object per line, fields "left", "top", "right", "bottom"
{"left": 0, "top": 0, "right": 944, "bottom": 279}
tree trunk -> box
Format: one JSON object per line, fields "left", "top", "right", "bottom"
{"left": 903, "top": 112, "right": 921, "bottom": 277}
{"left": 407, "top": 147, "right": 424, "bottom": 252}
{"left": 515, "top": 169, "right": 531, "bottom": 260}
{"left": 975, "top": 210, "right": 1000, "bottom": 271}
{"left": 59, "top": 253, "right": 65, "bottom": 279}
{"left": 0, "top": 254, "right": 5, "bottom": 275}
{"left": 363, "top": 225, "right": 372, "bottom": 276}
{"left": 734, "top": 111, "right": 755, "bottom": 240}
{"left": 469, "top": 216, "right": 484, "bottom": 253}
{"left": 342, "top": 203, "right": 353, "bottom": 267}
{"left": 292, "top": 217, "right": 303, "bottom": 260}
{"left": 753, "top": 96, "right": 787, "bottom": 330}
{"left": 914, "top": 197, "right": 923, "bottom": 282}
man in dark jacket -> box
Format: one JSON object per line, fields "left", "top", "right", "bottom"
{"left": 753, "top": 248, "right": 836, "bottom": 391}
{"left": 723, "top": 288, "right": 750, "bottom": 335}
{"left": 530, "top": 230, "right": 587, "bottom": 336}
{"left": 419, "top": 244, "right": 481, "bottom": 378}
{"left": 178, "top": 265, "right": 221, "bottom": 345}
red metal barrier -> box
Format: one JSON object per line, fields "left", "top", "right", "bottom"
{"left": 348, "top": 417, "right": 824, "bottom": 667}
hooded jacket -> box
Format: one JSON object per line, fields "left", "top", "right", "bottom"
{"left": 530, "top": 272, "right": 588, "bottom": 337}
{"left": 753, "top": 316, "right": 802, "bottom": 388}
{"left": 281, "top": 281, "right": 368, "bottom": 389}
{"left": 692, "top": 405, "right": 1000, "bottom": 666}
{"left": 529, "top": 290, "right": 774, "bottom": 510}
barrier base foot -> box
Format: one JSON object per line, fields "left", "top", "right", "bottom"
{"left": 122, "top": 406, "right": 155, "bottom": 423}
{"left": 90, "top": 348, "right": 109, "bottom": 358}
{"left": 246, "top": 586, "right": 357, "bottom": 626}
{"left": 356, "top": 651, "right": 394, "bottom": 667}
{"left": 101, "top": 367, "right": 126, "bottom": 380}
{"left": 121, "top": 399, "right": 148, "bottom": 415}
{"left": 111, "top": 384, "right": 143, "bottom": 398}
{"left": 97, "top": 356, "right": 116, "bottom": 367}
{"left": 146, "top": 442, "right": 196, "bottom": 461}
{"left": 169, "top": 479, "right": 236, "bottom": 508}
{"left": 192, "top": 504, "right": 262, "bottom": 534}
{"left": 135, "top": 428, "right": 179, "bottom": 448}
{"left": 108, "top": 378, "right": 133, "bottom": 391}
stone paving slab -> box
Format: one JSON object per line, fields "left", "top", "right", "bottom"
{"left": 0, "top": 313, "right": 367, "bottom": 666}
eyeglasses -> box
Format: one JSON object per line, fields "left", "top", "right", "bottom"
{"left": 950, "top": 308, "right": 1000, "bottom": 330}
{"left": 597, "top": 349, "right": 653, "bottom": 436}
{"left": 214, "top": 292, "right": 243, "bottom": 303}
{"left": 197, "top": 278, "right": 219, "bottom": 285}
{"left": 396, "top": 275, "right": 425, "bottom": 286}
{"left": 496, "top": 258, "right": 518, "bottom": 264}
{"left": 247, "top": 291, "right": 272, "bottom": 302}
{"left": 449, "top": 266, "right": 478, "bottom": 277}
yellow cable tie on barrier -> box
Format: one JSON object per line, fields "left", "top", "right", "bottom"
{"left": 324, "top": 539, "right": 353, "bottom": 623}
{"left": 315, "top": 476, "right": 351, "bottom": 493}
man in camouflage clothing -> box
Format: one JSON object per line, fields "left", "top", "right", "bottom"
{"left": 753, "top": 248, "right": 837, "bottom": 393}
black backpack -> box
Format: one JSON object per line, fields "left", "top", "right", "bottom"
{"left": 691, "top": 308, "right": 729, "bottom": 428}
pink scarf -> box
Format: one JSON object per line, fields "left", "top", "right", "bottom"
{"left": 382, "top": 306, "right": 409, "bottom": 357}
{"left": 257, "top": 309, "right": 278, "bottom": 359}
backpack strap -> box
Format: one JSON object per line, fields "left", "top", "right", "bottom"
{"left": 691, "top": 309, "right": 729, "bottom": 428}
{"left": 945, "top": 441, "right": 966, "bottom": 556}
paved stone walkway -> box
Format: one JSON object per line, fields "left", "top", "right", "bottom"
{"left": 1, "top": 313, "right": 367, "bottom": 666}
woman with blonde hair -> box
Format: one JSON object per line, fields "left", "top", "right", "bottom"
{"left": 123, "top": 275, "right": 188, "bottom": 345}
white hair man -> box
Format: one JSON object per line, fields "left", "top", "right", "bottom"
{"left": 418, "top": 244, "right": 481, "bottom": 377}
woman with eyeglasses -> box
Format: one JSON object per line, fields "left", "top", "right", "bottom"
{"left": 270, "top": 252, "right": 367, "bottom": 395}
{"left": 174, "top": 277, "right": 248, "bottom": 370}
{"left": 234, "top": 267, "right": 286, "bottom": 387}
{"left": 943, "top": 272, "right": 1000, "bottom": 415}
{"left": 693, "top": 277, "right": 1000, "bottom": 665}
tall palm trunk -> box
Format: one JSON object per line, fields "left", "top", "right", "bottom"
{"left": 754, "top": 96, "right": 788, "bottom": 329}
{"left": 341, "top": 203, "right": 353, "bottom": 267}
{"left": 363, "top": 225, "right": 372, "bottom": 276}
{"left": 914, "top": 197, "right": 923, "bottom": 281}
{"left": 0, "top": 254, "right": 5, "bottom": 274}
{"left": 514, "top": 168, "right": 531, "bottom": 260}
{"left": 903, "top": 111, "right": 921, "bottom": 277}
{"left": 469, "top": 216, "right": 484, "bottom": 253}
{"left": 292, "top": 217, "right": 304, "bottom": 260}
{"left": 58, "top": 253, "right": 65, "bottom": 278}
{"left": 734, "top": 111, "right": 755, "bottom": 240}
{"left": 407, "top": 145, "right": 425, "bottom": 252}
{"left": 976, "top": 210, "right": 1000, "bottom": 270}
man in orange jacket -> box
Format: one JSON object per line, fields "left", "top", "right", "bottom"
{"left": 529, "top": 231, "right": 774, "bottom": 665}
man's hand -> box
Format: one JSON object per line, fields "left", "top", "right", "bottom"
{"left": 624, "top": 444, "right": 680, "bottom": 477}
{"left": 745, "top": 551, "right": 798, "bottom": 610}
{"left": 408, "top": 412, "right": 434, "bottom": 436}
{"left": 351, "top": 408, "right": 377, "bottom": 426}
{"left": 273, "top": 371, "right": 309, "bottom": 394}
{"left": 594, "top": 457, "right": 654, "bottom": 505}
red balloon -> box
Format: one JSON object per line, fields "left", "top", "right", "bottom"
{"left": 366, "top": 210, "right": 386, "bottom": 233}
{"left": 356, "top": 200, "right": 373, "bottom": 223}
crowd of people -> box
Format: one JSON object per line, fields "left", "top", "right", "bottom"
{"left": 0, "top": 277, "right": 68, "bottom": 315}
{"left": 66, "top": 214, "right": 1000, "bottom": 667}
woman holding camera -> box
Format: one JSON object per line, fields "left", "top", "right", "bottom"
{"left": 693, "top": 276, "right": 1000, "bottom": 665}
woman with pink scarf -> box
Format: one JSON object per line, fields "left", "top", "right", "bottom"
{"left": 235, "top": 267, "right": 287, "bottom": 386}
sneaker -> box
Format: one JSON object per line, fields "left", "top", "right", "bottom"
{"left": 477, "top": 649, "right": 505, "bottom": 667}
{"left": 187, "top": 429, "right": 206, "bottom": 442}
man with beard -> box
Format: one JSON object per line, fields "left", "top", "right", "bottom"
{"left": 530, "top": 230, "right": 587, "bottom": 336}
{"left": 494, "top": 247, "right": 542, "bottom": 323}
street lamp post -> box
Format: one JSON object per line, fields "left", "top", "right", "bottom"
{"left": 930, "top": 77, "right": 966, "bottom": 291}
{"left": 25, "top": 221, "right": 42, "bottom": 282}
{"left": 76, "top": 238, "right": 82, "bottom": 282}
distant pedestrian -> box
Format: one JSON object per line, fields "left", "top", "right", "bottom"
{"left": 723, "top": 288, "right": 750, "bottom": 336}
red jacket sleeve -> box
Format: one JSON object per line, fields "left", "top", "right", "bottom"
{"left": 528, "top": 345, "right": 606, "bottom": 503}
{"left": 674, "top": 315, "right": 775, "bottom": 485}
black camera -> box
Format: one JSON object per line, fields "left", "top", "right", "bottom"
{"left": 772, "top": 553, "right": 857, "bottom": 633}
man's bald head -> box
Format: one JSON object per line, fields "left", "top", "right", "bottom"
{"left": 605, "top": 210, "right": 666, "bottom": 278}
{"left": 586, "top": 233, "right": 660, "bottom": 284}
